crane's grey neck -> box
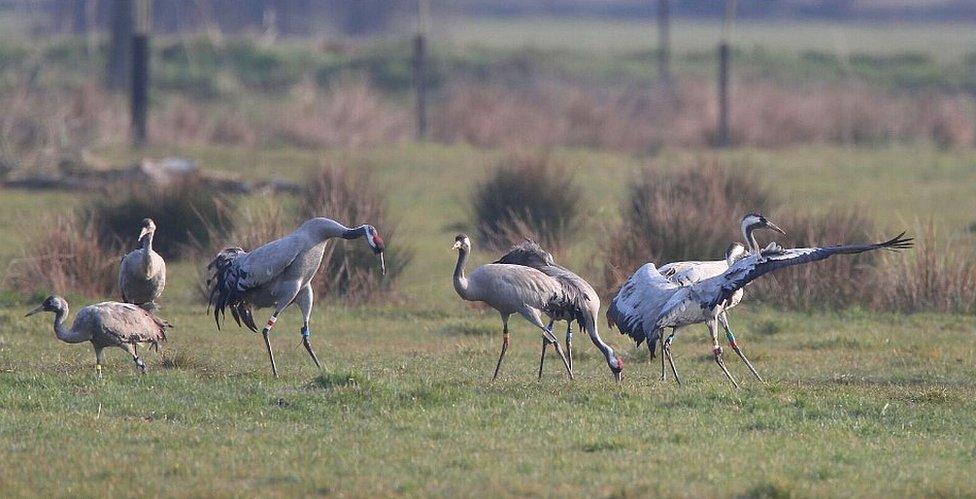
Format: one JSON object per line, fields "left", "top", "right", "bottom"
{"left": 51, "top": 305, "right": 88, "bottom": 344}
{"left": 140, "top": 231, "right": 154, "bottom": 252}
{"left": 742, "top": 220, "right": 762, "bottom": 253}
{"left": 341, "top": 224, "right": 371, "bottom": 240}
{"left": 139, "top": 232, "right": 155, "bottom": 275}
{"left": 584, "top": 321, "right": 617, "bottom": 369}
{"left": 300, "top": 218, "right": 357, "bottom": 242}
{"left": 453, "top": 246, "right": 471, "bottom": 300}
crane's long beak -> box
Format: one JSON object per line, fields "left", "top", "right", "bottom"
{"left": 138, "top": 227, "right": 150, "bottom": 240}
{"left": 378, "top": 252, "right": 386, "bottom": 276}
{"left": 765, "top": 221, "right": 787, "bottom": 236}
{"left": 25, "top": 305, "right": 43, "bottom": 317}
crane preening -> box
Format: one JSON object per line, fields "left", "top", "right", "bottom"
{"left": 119, "top": 218, "right": 166, "bottom": 311}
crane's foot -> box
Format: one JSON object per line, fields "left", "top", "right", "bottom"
{"left": 713, "top": 346, "right": 739, "bottom": 388}
{"left": 301, "top": 333, "right": 322, "bottom": 370}
{"left": 665, "top": 345, "right": 681, "bottom": 386}
{"left": 730, "top": 341, "right": 765, "bottom": 384}
{"left": 95, "top": 364, "right": 103, "bottom": 378}
{"left": 262, "top": 330, "right": 279, "bottom": 378}
{"left": 537, "top": 338, "right": 548, "bottom": 380}
{"left": 491, "top": 332, "right": 510, "bottom": 382}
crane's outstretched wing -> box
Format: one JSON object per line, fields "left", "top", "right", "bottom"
{"left": 704, "top": 232, "right": 913, "bottom": 309}
{"left": 607, "top": 263, "right": 678, "bottom": 350}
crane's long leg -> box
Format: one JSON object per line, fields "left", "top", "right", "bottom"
{"left": 122, "top": 343, "right": 146, "bottom": 374}
{"left": 708, "top": 319, "right": 739, "bottom": 388}
{"left": 94, "top": 347, "right": 105, "bottom": 378}
{"left": 664, "top": 330, "right": 681, "bottom": 385}
{"left": 565, "top": 322, "right": 573, "bottom": 371}
{"left": 295, "top": 285, "right": 321, "bottom": 369}
{"left": 261, "top": 309, "right": 283, "bottom": 378}
{"left": 492, "top": 315, "right": 511, "bottom": 381}
{"left": 538, "top": 319, "right": 554, "bottom": 379}
{"left": 522, "top": 308, "right": 572, "bottom": 380}
{"left": 718, "top": 311, "right": 764, "bottom": 384}
{"left": 658, "top": 332, "right": 666, "bottom": 381}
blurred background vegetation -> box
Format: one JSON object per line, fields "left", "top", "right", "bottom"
{"left": 1, "top": 0, "right": 976, "bottom": 310}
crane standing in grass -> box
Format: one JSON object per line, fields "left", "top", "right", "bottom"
{"left": 451, "top": 234, "right": 576, "bottom": 381}
{"left": 119, "top": 218, "right": 166, "bottom": 311}
{"left": 207, "top": 217, "right": 386, "bottom": 377}
{"left": 656, "top": 213, "right": 786, "bottom": 383}
{"left": 493, "top": 240, "right": 623, "bottom": 381}
{"left": 608, "top": 232, "right": 912, "bottom": 387}
{"left": 25, "top": 295, "right": 169, "bottom": 375}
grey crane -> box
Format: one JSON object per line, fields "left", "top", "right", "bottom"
{"left": 655, "top": 213, "right": 786, "bottom": 382}
{"left": 493, "top": 240, "right": 623, "bottom": 381}
{"left": 207, "top": 217, "right": 386, "bottom": 377}
{"left": 119, "top": 218, "right": 166, "bottom": 310}
{"left": 608, "top": 232, "right": 912, "bottom": 386}
{"left": 451, "top": 234, "right": 574, "bottom": 381}
{"left": 25, "top": 295, "right": 169, "bottom": 375}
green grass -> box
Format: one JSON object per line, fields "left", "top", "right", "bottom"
{"left": 439, "top": 17, "right": 976, "bottom": 61}
{"left": 2, "top": 141, "right": 976, "bottom": 495}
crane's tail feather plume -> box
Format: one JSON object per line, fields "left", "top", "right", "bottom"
{"left": 206, "top": 247, "right": 257, "bottom": 332}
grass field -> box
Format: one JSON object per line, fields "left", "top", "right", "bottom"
{"left": 2, "top": 141, "right": 976, "bottom": 495}
{"left": 439, "top": 17, "right": 976, "bottom": 60}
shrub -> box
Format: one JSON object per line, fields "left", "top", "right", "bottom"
{"left": 748, "top": 210, "right": 877, "bottom": 310}
{"left": 86, "top": 177, "right": 233, "bottom": 260}
{"left": 472, "top": 152, "right": 582, "bottom": 250}
{"left": 299, "top": 161, "right": 409, "bottom": 303}
{"left": 4, "top": 214, "right": 119, "bottom": 299}
{"left": 603, "top": 159, "right": 771, "bottom": 291}
{"left": 870, "top": 222, "right": 976, "bottom": 314}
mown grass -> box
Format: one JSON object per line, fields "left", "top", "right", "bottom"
{"left": 1, "top": 142, "right": 976, "bottom": 495}
{"left": 1, "top": 304, "right": 975, "bottom": 496}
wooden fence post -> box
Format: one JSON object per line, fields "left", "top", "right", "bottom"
{"left": 413, "top": 34, "right": 428, "bottom": 139}
{"left": 716, "top": 42, "right": 730, "bottom": 148}
{"left": 130, "top": 0, "right": 150, "bottom": 147}
{"left": 413, "top": 0, "right": 431, "bottom": 140}
{"left": 657, "top": 0, "right": 671, "bottom": 87}
{"left": 715, "top": 0, "right": 736, "bottom": 148}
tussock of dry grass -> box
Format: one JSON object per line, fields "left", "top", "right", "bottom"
{"left": 472, "top": 152, "right": 582, "bottom": 251}
{"left": 871, "top": 222, "right": 976, "bottom": 313}
{"left": 603, "top": 159, "right": 771, "bottom": 291}
{"left": 602, "top": 161, "right": 967, "bottom": 313}
{"left": 3, "top": 214, "right": 119, "bottom": 299}
{"left": 300, "top": 161, "right": 410, "bottom": 303}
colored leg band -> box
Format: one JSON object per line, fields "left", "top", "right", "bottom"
{"left": 301, "top": 326, "right": 310, "bottom": 339}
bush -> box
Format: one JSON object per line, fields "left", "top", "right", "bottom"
{"left": 748, "top": 210, "right": 877, "bottom": 310}
{"left": 86, "top": 177, "right": 233, "bottom": 260}
{"left": 601, "top": 160, "right": 933, "bottom": 313}
{"left": 472, "top": 152, "right": 582, "bottom": 250}
{"left": 299, "top": 161, "right": 410, "bottom": 303}
{"left": 4, "top": 214, "right": 119, "bottom": 299}
{"left": 603, "top": 159, "right": 771, "bottom": 291}
{"left": 870, "top": 222, "right": 976, "bottom": 314}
